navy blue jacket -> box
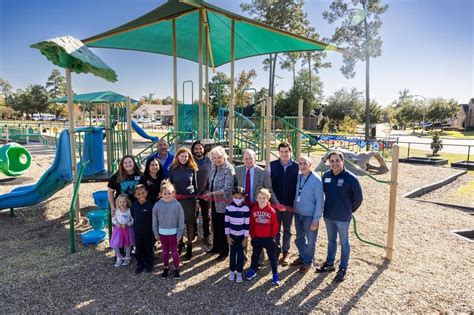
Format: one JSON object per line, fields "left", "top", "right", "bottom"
{"left": 131, "top": 200, "right": 154, "bottom": 237}
{"left": 270, "top": 159, "right": 299, "bottom": 207}
{"left": 322, "top": 169, "right": 363, "bottom": 222}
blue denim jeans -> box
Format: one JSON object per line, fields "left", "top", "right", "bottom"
{"left": 294, "top": 213, "right": 319, "bottom": 266}
{"left": 324, "top": 218, "right": 351, "bottom": 269}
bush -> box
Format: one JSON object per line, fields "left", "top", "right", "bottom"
{"left": 431, "top": 131, "right": 443, "bottom": 155}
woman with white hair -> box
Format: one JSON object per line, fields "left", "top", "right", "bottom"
{"left": 202, "top": 146, "right": 236, "bottom": 261}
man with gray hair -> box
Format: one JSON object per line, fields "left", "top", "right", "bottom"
{"left": 235, "top": 149, "right": 276, "bottom": 206}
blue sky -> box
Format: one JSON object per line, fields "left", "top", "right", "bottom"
{"left": 0, "top": 0, "right": 472, "bottom": 106}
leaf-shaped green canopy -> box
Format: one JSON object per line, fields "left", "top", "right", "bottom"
{"left": 31, "top": 36, "right": 118, "bottom": 82}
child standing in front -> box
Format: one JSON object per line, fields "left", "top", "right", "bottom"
{"left": 245, "top": 188, "right": 280, "bottom": 285}
{"left": 131, "top": 184, "right": 154, "bottom": 274}
{"left": 225, "top": 187, "right": 250, "bottom": 283}
{"left": 110, "top": 194, "right": 135, "bottom": 267}
{"left": 152, "top": 180, "right": 185, "bottom": 279}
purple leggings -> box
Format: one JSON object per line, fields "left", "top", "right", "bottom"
{"left": 159, "top": 234, "right": 180, "bottom": 269}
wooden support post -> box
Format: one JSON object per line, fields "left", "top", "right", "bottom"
{"left": 386, "top": 144, "right": 399, "bottom": 260}
{"left": 105, "top": 103, "right": 112, "bottom": 172}
{"left": 198, "top": 9, "right": 203, "bottom": 141}
{"left": 265, "top": 97, "right": 272, "bottom": 168}
{"left": 297, "top": 99, "right": 303, "bottom": 160}
{"left": 126, "top": 97, "right": 133, "bottom": 155}
{"left": 172, "top": 19, "right": 178, "bottom": 149}
{"left": 65, "top": 68, "right": 80, "bottom": 219}
{"left": 228, "top": 19, "right": 235, "bottom": 161}
{"left": 205, "top": 29, "right": 209, "bottom": 139}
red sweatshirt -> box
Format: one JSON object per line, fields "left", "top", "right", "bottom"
{"left": 249, "top": 203, "right": 279, "bottom": 238}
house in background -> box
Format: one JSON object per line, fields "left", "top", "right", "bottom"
{"left": 133, "top": 104, "right": 174, "bottom": 125}
{"left": 464, "top": 98, "right": 474, "bottom": 130}
{"left": 449, "top": 104, "right": 467, "bottom": 129}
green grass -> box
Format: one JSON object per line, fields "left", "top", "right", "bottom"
{"left": 408, "top": 129, "right": 474, "bottom": 139}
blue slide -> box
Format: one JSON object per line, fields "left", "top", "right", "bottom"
{"left": 0, "top": 130, "right": 73, "bottom": 210}
{"left": 131, "top": 120, "right": 159, "bottom": 142}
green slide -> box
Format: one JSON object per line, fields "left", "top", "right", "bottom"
{"left": 0, "top": 142, "right": 32, "bottom": 176}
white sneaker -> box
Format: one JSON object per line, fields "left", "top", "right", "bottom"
{"left": 122, "top": 257, "right": 131, "bottom": 266}
{"left": 114, "top": 258, "right": 123, "bottom": 267}
{"left": 236, "top": 272, "right": 243, "bottom": 283}
{"left": 228, "top": 271, "right": 235, "bottom": 281}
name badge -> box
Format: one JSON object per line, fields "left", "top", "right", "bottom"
{"left": 324, "top": 178, "right": 331, "bottom": 183}
{"left": 296, "top": 196, "right": 301, "bottom": 203}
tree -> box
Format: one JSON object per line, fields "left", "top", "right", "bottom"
{"left": 241, "top": 0, "right": 314, "bottom": 107}
{"left": 236, "top": 69, "right": 258, "bottom": 106}
{"left": 324, "top": 88, "right": 363, "bottom": 124}
{"left": 208, "top": 72, "right": 230, "bottom": 116}
{"left": 426, "top": 98, "right": 458, "bottom": 130}
{"left": 11, "top": 85, "right": 49, "bottom": 116}
{"left": 323, "top": 0, "right": 388, "bottom": 140}
{"left": 0, "top": 78, "right": 13, "bottom": 107}
{"left": 162, "top": 96, "right": 174, "bottom": 105}
{"left": 275, "top": 68, "right": 323, "bottom": 117}
{"left": 45, "top": 69, "right": 67, "bottom": 117}
{"left": 358, "top": 99, "right": 383, "bottom": 124}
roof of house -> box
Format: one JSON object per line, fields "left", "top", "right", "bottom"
{"left": 133, "top": 104, "right": 174, "bottom": 115}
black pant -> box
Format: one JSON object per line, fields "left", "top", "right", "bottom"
{"left": 211, "top": 205, "right": 228, "bottom": 256}
{"left": 135, "top": 233, "right": 154, "bottom": 269}
{"left": 229, "top": 235, "right": 245, "bottom": 272}
{"left": 198, "top": 199, "right": 211, "bottom": 237}
{"left": 250, "top": 237, "right": 277, "bottom": 274}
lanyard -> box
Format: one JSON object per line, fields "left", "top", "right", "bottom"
{"left": 298, "top": 173, "right": 312, "bottom": 196}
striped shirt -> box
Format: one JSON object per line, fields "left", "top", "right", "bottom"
{"left": 224, "top": 202, "right": 250, "bottom": 237}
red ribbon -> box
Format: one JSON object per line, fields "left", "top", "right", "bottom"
{"left": 174, "top": 194, "right": 295, "bottom": 213}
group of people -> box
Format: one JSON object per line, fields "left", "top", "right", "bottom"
{"left": 106, "top": 138, "right": 363, "bottom": 284}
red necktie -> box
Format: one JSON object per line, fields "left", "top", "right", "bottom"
{"left": 245, "top": 169, "right": 251, "bottom": 205}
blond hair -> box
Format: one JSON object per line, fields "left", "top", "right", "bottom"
{"left": 257, "top": 188, "right": 271, "bottom": 199}
{"left": 160, "top": 179, "right": 176, "bottom": 194}
{"left": 115, "top": 193, "right": 131, "bottom": 209}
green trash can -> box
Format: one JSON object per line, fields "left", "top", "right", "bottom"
{"left": 0, "top": 142, "right": 32, "bottom": 176}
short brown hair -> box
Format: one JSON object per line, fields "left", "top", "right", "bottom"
{"left": 134, "top": 184, "right": 147, "bottom": 193}
{"left": 328, "top": 150, "right": 344, "bottom": 161}
{"left": 278, "top": 142, "right": 292, "bottom": 152}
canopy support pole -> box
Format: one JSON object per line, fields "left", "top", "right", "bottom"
{"left": 172, "top": 19, "right": 178, "bottom": 149}
{"left": 198, "top": 9, "right": 203, "bottom": 141}
{"left": 105, "top": 103, "right": 112, "bottom": 172}
{"left": 65, "top": 68, "right": 80, "bottom": 219}
{"left": 297, "top": 99, "right": 303, "bottom": 160}
{"left": 126, "top": 97, "right": 133, "bottom": 155}
{"left": 228, "top": 19, "right": 235, "bottom": 161}
{"left": 265, "top": 96, "right": 272, "bottom": 168}
{"left": 205, "top": 27, "right": 209, "bottom": 138}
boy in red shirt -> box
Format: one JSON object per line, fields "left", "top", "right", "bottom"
{"left": 245, "top": 188, "right": 280, "bottom": 285}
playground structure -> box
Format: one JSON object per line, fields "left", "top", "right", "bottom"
{"left": 1, "top": 0, "right": 402, "bottom": 260}
{"left": 0, "top": 142, "right": 32, "bottom": 176}
{"left": 316, "top": 148, "right": 389, "bottom": 175}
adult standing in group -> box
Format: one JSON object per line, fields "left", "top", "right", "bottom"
{"left": 202, "top": 146, "right": 235, "bottom": 261}
{"left": 191, "top": 141, "right": 212, "bottom": 246}
{"left": 107, "top": 155, "right": 143, "bottom": 212}
{"left": 169, "top": 147, "right": 198, "bottom": 260}
{"left": 235, "top": 149, "right": 276, "bottom": 262}
{"left": 148, "top": 139, "right": 174, "bottom": 178}
{"left": 235, "top": 149, "right": 276, "bottom": 206}
{"left": 291, "top": 156, "right": 324, "bottom": 273}
{"left": 139, "top": 157, "right": 164, "bottom": 204}
{"left": 269, "top": 142, "right": 299, "bottom": 266}
{"left": 316, "top": 150, "right": 363, "bottom": 282}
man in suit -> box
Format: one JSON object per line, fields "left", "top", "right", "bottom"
{"left": 235, "top": 149, "right": 277, "bottom": 206}
{"left": 235, "top": 149, "right": 276, "bottom": 263}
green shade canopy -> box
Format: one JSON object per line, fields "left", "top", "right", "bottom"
{"left": 50, "top": 91, "right": 137, "bottom": 104}
{"left": 83, "top": 0, "right": 342, "bottom": 67}
{"left": 31, "top": 36, "right": 118, "bottom": 82}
